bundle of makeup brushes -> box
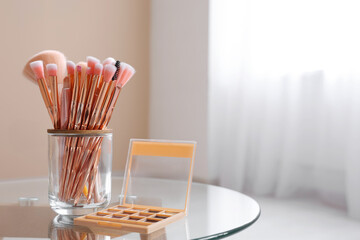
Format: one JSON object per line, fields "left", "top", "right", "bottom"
{"left": 25, "top": 51, "right": 135, "bottom": 204}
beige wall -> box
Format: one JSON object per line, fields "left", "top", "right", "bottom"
{"left": 0, "top": 0, "right": 149, "bottom": 179}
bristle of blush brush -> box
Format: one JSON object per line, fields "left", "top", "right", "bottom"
{"left": 30, "top": 60, "right": 45, "bottom": 79}
{"left": 23, "top": 50, "right": 66, "bottom": 84}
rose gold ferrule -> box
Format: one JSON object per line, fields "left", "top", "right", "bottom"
{"left": 37, "top": 78, "right": 53, "bottom": 109}
{"left": 74, "top": 78, "right": 88, "bottom": 130}
{"left": 81, "top": 75, "right": 100, "bottom": 130}
{"left": 74, "top": 103, "right": 85, "bottom": 130}
{"left": 68, "top": 71, "right": 81, "bottom": 129}
{"left": 100, "top": 86, "right": 122, "bottom": 129}
{"left": 68, "top": 73, "right": 74, "bottom": 99}
{"left": 68, "top": 101, "right": 77, "bottom": 130}
{"left": 86, "top": 74, "right": 92, "bottom": 93}
{"left": 49, "top": 75, "right": 60, "bottom": 129}
{"left": 92, "top": 89, "right": 99, "bottom": 109}
{"left": 70, "top": 74, "right": 74, "bottom": 89}
{"left": 97, "top": 75, "right": 104, "bottom": 89}
{"left": 37, "top": 78, "right": 55, "bottom": 126}
{"left": 88, "top": 81, "right": 109, "bottom": 129}
{"left": 69, "top": 72, "right": 80, "bottom": 128}
{"left": 95, "top": 81, "right": 116, "bottom": 129}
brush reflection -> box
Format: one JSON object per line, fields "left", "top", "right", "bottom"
{"left": 49, "top": 216, "right": 108, "bottom": 240}
{"left": 49, "top": 215, "right": 167, "bottom": 240}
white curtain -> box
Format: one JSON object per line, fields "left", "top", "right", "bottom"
{"left": 209, "top": 0, "right": 360, "bottom": 219}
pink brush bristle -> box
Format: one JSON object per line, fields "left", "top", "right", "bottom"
{"left": 67, "top": 61, "right": 75, "bottom": 75}
{"left": 120, "top": 65, "right": 136, "bottom": 87}
{"left": 117, "top": 63, "right": 135, "bottom": 87}
{"left": 46, "top": 64, "right": 57, "bottom": 76}
{"left": 94, "top": 63, "right": 103, "bottom": 76}
{"left": 116, "top": 62, "right": 126, "bottom": 83}
{"left": 102, "top": 57, "right": 115, "bottom": 74}
{"left": 103, "top": 64, "right": 117, "bottom": 83}
{"left": 30, "top": 60, "right": 45, "bottom": 79}
{"left": 102, "top": 57, "right": 116, "bottom": 66}
{"left": 86, "top": 56, "right": 100, "bottom": 74}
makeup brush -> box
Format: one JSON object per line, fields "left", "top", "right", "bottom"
{"left": 81, "top": 61, "right": 121, "bottom": 191}
{"left": 76, "top": 62, "right": 135, "bottom": 203}
{"left": 46, "top": 64, "right": 60, "bottom": 129}
{"left": 73, "top": 62, "right": 100, "bottom": 193}
{"left": 81, "top": 63, "right": 103, "bottom": 129}
{"left": 88, "top": 64, "right": 117, "bottom": 129}
{"left": 74, "top": 67, "right": 91, "bottom": 130}
{"left": 87, "top": 73, "right": 115, "bottom": 199}
{"left": 118, "top": 62, "right": 136, "bottom": 87}
{"left": 67, "top": 78, "right": 92, "bottom": 197}
{"left": 66, "top": 61, "right": 75, "bottom": 94}
{"left": 86, "top": 57, "right": 100, "bottom": 96}
{"left": 23, "top": 50, "right": 66, "bottom": 85}
{"left": 76, "top": 62, "right": 87, "bottom": 88}
{"left": 95, "top": 61, "right": 120, "bottom": 129}
{"left": 86, "top": 56, "right": 100, "bottom": 74}
{"left": 69, "top": 64, "right": 114, "bottom": 193}
{"left": 99, "top": 57, "right": 116, "bottom": 88}
{"left": 69, "top": 64, "right": 117, "bottom": 196}
{"left": 87, "top": 149, "right": 102, "bottom": 202}
{"left": 63, "top": 62, "right": 84, "bottom": 196}
{"left": 101, "top": 63, "right": 136, "bottom": 128}
{"left": 68, "top": 65, "right": 82, "bottom": 130}
{"left": 30, "top": 60, "right": 55, "bottom": 126}
{"left": 62, "top": 65, "right": 83, "bottom": 199}
{"left": 73, "top": 143, "right": 102, "bottom": 204}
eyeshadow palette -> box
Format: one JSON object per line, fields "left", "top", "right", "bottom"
{"left": 74, "top": 204, "right": 185, "bottom": 234}
{"left": 75, "top": 139, "right": 196, "bottom": 234}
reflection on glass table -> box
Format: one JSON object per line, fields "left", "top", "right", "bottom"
{"left": 0, "top": 177, "right": 260, "bottom": 239}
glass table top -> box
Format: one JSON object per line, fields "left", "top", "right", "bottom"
{"left": 0, "top": 177, "right": 260, "bottom": 239}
